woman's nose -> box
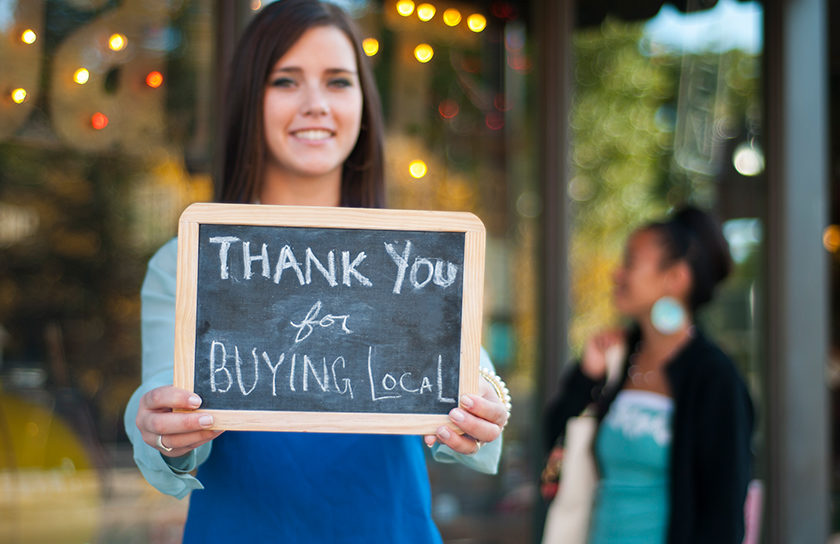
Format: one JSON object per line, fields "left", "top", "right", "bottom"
{"left": 301, "top": 88, "right": 330, "bottom": 116}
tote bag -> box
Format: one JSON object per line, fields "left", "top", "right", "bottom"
{"left": 541, "top": 345, "right": 624, "bottom": 544}
{"left": 540, "top": 407, "right": 598, "bottom": 544}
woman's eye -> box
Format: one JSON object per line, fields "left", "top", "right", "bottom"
{"left": 328, "top": 78, "right": 353, "bottom": 88}
{"left": 270, "top": 77, "right": 296, "bottom": 88}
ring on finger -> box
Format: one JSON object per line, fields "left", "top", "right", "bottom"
{"left": 157, "top": 434, "right": 173, "bottom": 452}
{"left": 471, "top": 440, "right": 483, "bottom": 455}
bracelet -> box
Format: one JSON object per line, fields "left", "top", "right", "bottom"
{"left": 479, "top": 367, "right": 512, "bottom": 418}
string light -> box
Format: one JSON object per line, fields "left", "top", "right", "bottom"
{"left": 467, "top": 13, "right": 487, "bottom": 33}
{"left": 11, "top": 88, "right": 27, "bottom": 104}
{"left": 362, "top": 38, "right": 379, "bottom": 57}
{"left": 91, "top": 112, "right": 109, "bottom": 130}
{"left": 824, "top": 225, "right": 840, "bottom": 253}
{"left": 396, "top": 0, "right": 415, "bottom": 16}
{"left": 73, "top": 68, "right": 90, "bottom": 85}
{"left": 409, "top": 160, "right": 427, "bottom": 179}
{"left": 416, "top": 3, "right": 435, "bottom": 21}
{"left": 146, "top": 71, "right": 164, "bottom": 88}
{"left": 108, "top": 33, "right": 127, "bottom": 51}
{"left": 443, "top": 9, "right": 462, "bottom": 26}
{"left": 21, "top": 29, "right": 37, "bottom": 44}
{"left": 414, "top": 43, "right": 434, "bottom": 63}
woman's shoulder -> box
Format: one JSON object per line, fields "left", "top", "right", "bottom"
{"left": 682, "top": 332, "right": 751, "bottom": 395}
{"left": 672, "top": 332, "right": 744, "bottom": 385}
{"left": 141, "top": 237, "right": 178, "bottom": 292}
{"left": 150, "top": 236, "right": 178, "bottom": 263}
{"left": 147, "top": 237, "right": 178, "bottom": 272}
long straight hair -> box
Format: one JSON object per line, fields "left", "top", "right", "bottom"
{"left": 216, "top": 0, "right": 385, "bottom": 208}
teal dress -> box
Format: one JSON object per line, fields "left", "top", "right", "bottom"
{"left": 589, "top": 390, "right": 674, "bottom": 544}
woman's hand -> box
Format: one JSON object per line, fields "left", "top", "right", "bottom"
{"left": 581, "top": 330, "right": 625, "bottom": 380}
{"left": 423, "top": 376, "right": 509, "bottom": 454}
{"left": 136, "top": 386, "right": 223, "bottom": 458}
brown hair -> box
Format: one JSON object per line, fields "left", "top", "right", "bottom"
{"left": 216, "top": 0, "right": 385, "bottom": 208}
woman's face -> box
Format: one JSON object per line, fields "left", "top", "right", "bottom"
{"left": 262, "top": 25, "right": 363, "bottom": 183}
{"left": 612, "top": 229, "right": 675, "bottom": 319}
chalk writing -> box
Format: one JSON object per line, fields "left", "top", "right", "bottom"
{"left": 289, "top": 300, "right": 352, "bottom": 343}
{"left": 194, "top": 223, "right": 467, "bottom": 415}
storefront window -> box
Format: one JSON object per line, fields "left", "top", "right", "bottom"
{"left": 1, "top": 0, "right": 540, "bottom": 541}
{"left": 1, "top": 0, "right": 214, "bottom": 540}
{"left": 567, "top": 0, "right": 765, "bottom": 516}
{"left": 354, "top": 1, "right": 539, "bottom": 540}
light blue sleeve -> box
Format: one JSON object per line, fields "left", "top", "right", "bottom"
{"left": 123, "top": 238, "right": 212, "bottom": 499}
{"left": 430, "top": 348, "right": 504, "bottom": 475}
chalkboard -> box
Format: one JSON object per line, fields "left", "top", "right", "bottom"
{"left": 173, "top": 203, "right": 485, "bottom": 434}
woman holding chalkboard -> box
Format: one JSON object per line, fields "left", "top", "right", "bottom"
{"left": 124, "top": 1, "right": 510, "bottom": 542}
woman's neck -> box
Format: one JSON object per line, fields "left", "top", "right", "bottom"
{"left": 636, "top": 319, "right": 694, "bottom": 368}
{"left": 259, "top": 164, "right": 342, "bottom": 207}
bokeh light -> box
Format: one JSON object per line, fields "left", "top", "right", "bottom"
{"left": 251, "top": 0, "right": 262, "bottom": 10}
{"left": 467, "top": 13, "right": 487, "bottom": 33}
{"left": 414, "top": 43, "right": 434, "bottom": 63}
{"left": 485, "top": 112, "right": 504, "bottom": 130}
{"left": 396, "top": 0, "right": 415, "bottom": 16}
{"left": 108, "top": 33, "right": 127, "bottom": 51}
{"left": 732, "top": 142, "right": 765, "bottom": 176}
{"left": 408, "top": 160, "right": 428, "bottom": 179}
{"left": 145, "top": 71, "right": 164, "bottom": 88}
{"left": 73, "top": 68, "right": 90, "bottom": 85}
{"left": 438, "top": 99, "right": 459, "bottom": 119}
{"left": 416, "top": 3, "right": 436, "bottom": 21}
{"left": 362, "top": 38, "right": 379, "bottom": 57}
{"left": 443, "top": 8, "right": 462, "bottom": 26}
{"left": 21, "top": 29, "right": 37, "bottom": 44}
{"left": 494, "top": 94, "right": 512, "bottom": 112}
{"left": 824, "top": 225, "right": 840, "bottom": 253}
{"left": 91, "top": 112, "right": 109, "bottom": 130}
{"left": 11, "top": 88, "right": 27, "bottom": 104}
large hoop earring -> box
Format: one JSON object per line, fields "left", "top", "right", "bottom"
{"left": 650, "top": 296, "right": 687, "bottom": 334}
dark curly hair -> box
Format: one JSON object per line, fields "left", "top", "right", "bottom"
{"left": 644, "top": 206, "right": 733, "bottom": 312}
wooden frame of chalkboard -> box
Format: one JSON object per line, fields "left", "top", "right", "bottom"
{"left": 173, "top": 203, "right": 485, "bottom": 434}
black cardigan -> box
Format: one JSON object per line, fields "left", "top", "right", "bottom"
{"left": 544, "top": 329, "right": 754, "bottom": 544}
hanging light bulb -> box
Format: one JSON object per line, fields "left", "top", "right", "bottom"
{"left": 108, "top": 33, "right": 127, "bottom": 51}
{"left": 11, "top": 88, "right": 27, "bottom": 104}
{"left": 396, "top": 0, "right": 415, "bottom": 16}
{"left": 73, "top": 68, "right": 90, "bottom": 85}
{"left": 409, "top": 160, "right": 427, "bottom": 179}
{"left": 443, "top": 9, "right": 462, "bottom": 26}
{"left": 146, "top": 71, "right": 164, "bottom": 88}
{"left": 91, "top": 112, "right": 109, "bottom": 130}
{"left": 21, "top": 29, "right": 37, "bottom": 44}
{"left": 416, "top": 3, "right": 436, "bottom": 21}
{"left": 414, "top": 43, "right": 434, "bottom": 63}
{"left": 467, "top": 14, "right": 487, "bottom": 33}
{"left": 362, "top": 38, "right": 380, "bottom": 57}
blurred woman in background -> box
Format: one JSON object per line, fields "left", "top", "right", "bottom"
{"left": 544, "top": 206, "right": 753, "bottom": 544}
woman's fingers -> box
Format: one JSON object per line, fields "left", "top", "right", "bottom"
{"left": 140, "top": 385, "right": 202, "bottom": 412}
{"left": 431, "top": 387, "right": 510, "bottom": 454}
{"left": 137, "top": 385, "right": 221, "bottom": 457}
{"left": 141, "top": 409, "right": 216, "bottom": 437}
